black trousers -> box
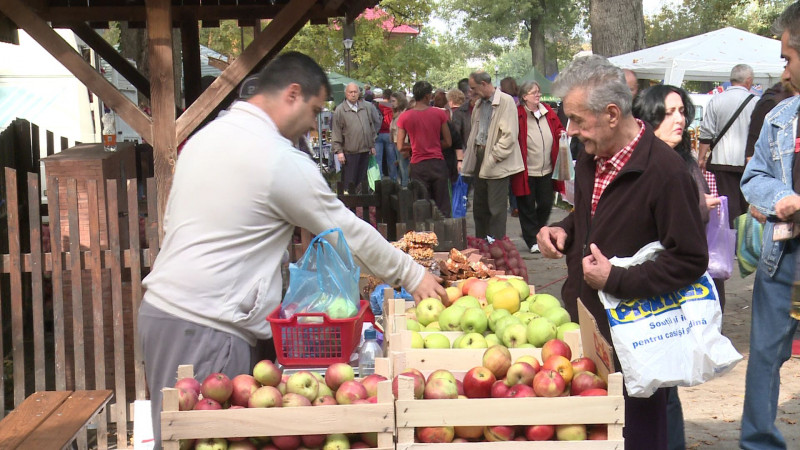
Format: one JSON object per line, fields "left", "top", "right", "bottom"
{"left": 410, "top": 158, "right": 452, "bottom": 217}
{"left": 341, "top": 151, "right": 370, "bottom": 192}
{"left": 516, "top": 174, "right": 554, "bottom": 248}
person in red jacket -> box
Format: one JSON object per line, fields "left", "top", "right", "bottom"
{"left": 511, "top": 81, "right": 566, "bottom": 253}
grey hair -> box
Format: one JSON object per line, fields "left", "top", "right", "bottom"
{"left": 730, "top": 64, "right": 754, "bottom": 83}
{"left": 518, "top": 81, "right": 540, "bottom": 98}
{"left": 552, "top": 55, "right": 632, "bottom": 115}
{"left": 774, "top": 2, "right": 800, "bottom": 53}
{"left": 470, "top": 71, "right": 492, "bottom": 85}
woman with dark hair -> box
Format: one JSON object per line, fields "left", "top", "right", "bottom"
{"left": 390, "top": 91, "right": 410, "bottom": 186}
{"left": 633, "top": 84, "right": 722, "bottom": 450}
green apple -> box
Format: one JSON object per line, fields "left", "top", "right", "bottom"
{"left": 531, "top": 294, "right": 562, "bottom": 316}
{"left": 460, "top": 308, "right": 489, "bottom": 334}
{"left": 488, "top": 309, "right": 512, "bottom": 332}
{"left": 500, "top": 323, "right": 528, "bottom": 348}
{"left": 518, "top": 343, "right": 536, "bottom": 348}
{"left": 514, "top": 311, "right": 539, "bottom": 326}
{"left": 506, "top": 278, "right": 531, "bottom": 301}
{"left": 452, "top": 334, "right": 465, "bottom": 348}
{"left": 405, "top": 307, "right": 417, "bottom": 321}
{"left": 424, "top": 333, "right": 452, "bottom": 349}
{"left": 411, "top": 331, "right": 425, "bottom": 348}
{"left": 485, "top": 281, "right": 513, "bottom": 305}
{"left": 424, "top": 321, "right": 442, "bottom": 331}
{"left": 416, "top": 297, "right": 445, "bottom": 326}
{"left": 326, "top": 296, "right": 358, "bottom": 319}
{"left": 526, "top": 317, "right": 557, "bottom": 347}
{"left": 485, "top": 333, "right": 501, "bottom": 347}
{"left": 406, "top": 319, "right": 422, "bottom": 332}
{"left": 495, "top": 316, "right": 521, "bottom": 338}
{"left": 438, "top": 305, "right": 467, "bottom": 331}
{"left": 482, "top": 304, "right": 494, "bottom": 317}
{"left": 454, "top": 295, "right": 482, "bottom": 309}
{"left": 544, "top": 307, "right": 572, "bottom": 327}
{"left": 457, "top": 332, "right": 488, "bottom": 349}
{"left": 518, "top": 300, "right": 532, "bottom": 313}
{"left": 557, "top": 322, "right": 581, "bottom": 340}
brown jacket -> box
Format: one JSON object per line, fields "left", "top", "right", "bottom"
{"left": 552, "top": 124, "right": 708, "bottom": 343}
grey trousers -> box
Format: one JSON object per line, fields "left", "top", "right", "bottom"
{"left": 138, "top": 300, "right": 254, "bottom": 449}
{"left": 472, "top": 149, "right": 511, "bottom": 239}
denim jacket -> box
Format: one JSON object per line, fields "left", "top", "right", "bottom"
{"left": 741, "top": 95, "right": 800, "bottom": 275}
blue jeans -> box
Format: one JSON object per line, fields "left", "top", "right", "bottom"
{"left": 395, "top": 147, "right": 410, "bottom": 187}
{"left": 374, "top": 133, "right": 398, "bottom": 181}
{"left": 740, "top": 239, "right": 798, "bottom": 449}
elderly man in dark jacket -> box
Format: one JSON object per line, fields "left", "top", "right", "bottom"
{"left": 537, "top": 55, "right": 708, "bottom": 450}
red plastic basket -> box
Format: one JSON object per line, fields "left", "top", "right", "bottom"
{"left": 266, "top": 300, "right": 368, "bottom": 367}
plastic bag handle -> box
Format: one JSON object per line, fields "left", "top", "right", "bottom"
{"left": 297, "top": 227, "right": 355, "bottom": 271}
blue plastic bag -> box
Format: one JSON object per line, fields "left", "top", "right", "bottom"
{"left": 280, "top": 228, "right": 360, "bottom": 319}
{"left": 451, "top": 175, "right": 468, "bottom": 219}
{"left": 369, "top": 284, "right": 414, "bottom": 316}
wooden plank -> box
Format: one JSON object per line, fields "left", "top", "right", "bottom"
{"left": 27, "top": 173, "right": 46, "bottom": 392}
{"left": 47, "top": 177, "right": 67, "bottom": 391}
{"left": 85, "top": 179, "right": 108, "bottom": 449}
{"left": 40, "top": 4, "right": 343, "bottom": 23}
{"left": 5, "top": 168, "right": 25, "bottom": 407}
{"left": 60, "top": 136, "right": 69, "bottom": 151}
{"left": 127, "top": 178, "right": 147, "bottom": 399}
{"left": 46, "top": 130, "right": 54, "bottom": 156}
{"left": 180, "top": 16, "right": 201, "bottom": 107}
{"left": 146, "top": 177, "right": 160, "bottom": 262}
{"left": 0, "top": 0, "right": 154, "bottom": 143}
{"left": 16, "top": 390, "right": 113, "bottom": 450}
{"left": 146, "top": 0, "right": 177, "bottom": 240}
{"left": 106, "top": 180, "right": 128, "bottom": 444}
{"left": 0, "top": 391, "right": 72, "bottom": 449}
{"left": 175, "top": 0, "right": 317, "bottom": 144}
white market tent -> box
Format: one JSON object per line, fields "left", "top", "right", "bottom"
{"left": 608, "top": 27, "right": 785, "bottom": 87}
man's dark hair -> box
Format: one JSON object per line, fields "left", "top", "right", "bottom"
{"left": 457, "top": 78, "right": 470, "bottom": 95}
{"left": 382, "top": 88, "right": 392, "bottom": 99}
{"left": 776, "top": 2, "right": 800, "bottom": 53}
{"left": 255, "top": 51, "right": 331, "bottom": 100}
{"left": 412, "top": 81, "right": 433, "bottom": 101}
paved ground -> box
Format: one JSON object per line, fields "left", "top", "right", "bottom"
{"left": 465, "top": 202, "right": 800, "bottom": 448}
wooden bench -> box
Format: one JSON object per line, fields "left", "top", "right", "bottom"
{"left": 0, "top": 390, "right": 113, "bottom": 450}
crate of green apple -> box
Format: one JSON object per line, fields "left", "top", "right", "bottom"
{"left": 160, "top": 359, "right": 395, "bottom": 450}
{"left": 391, "top": 343, "right": 624, "bottom": 448}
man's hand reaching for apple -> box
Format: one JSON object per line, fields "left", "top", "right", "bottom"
{"left": 412, "top": 272, "right": 447, "bottom": 304}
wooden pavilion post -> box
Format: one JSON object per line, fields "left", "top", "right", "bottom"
{"left": 146, "top": 0, "right": 176, "bottom": 241}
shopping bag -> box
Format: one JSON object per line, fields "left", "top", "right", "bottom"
{"left": 367, "top": 155, "right": 380, "bottom": 191}
{"left": 734, "top": 211, "right": 764, "bottom": 278}
{"left": 598, "top": 241, "right": 742, "bottom": 397}
{"left": 451, "top": 175, "right": 468, "bottom": 219}
{"left": 552, "top": 132, "right": 574, "bottom": 181}
{"left": 706, "top": 196, "right": 735, "bottom": 280}
{"left": 280, "top": 228, "right": 360, "bottom": 321}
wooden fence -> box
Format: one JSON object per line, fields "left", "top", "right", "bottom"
{"left": 0, "top": 167, "right": 158, "bottom": 449}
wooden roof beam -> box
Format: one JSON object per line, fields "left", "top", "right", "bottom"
{"left": 175, "top": 0, "right": 317, "bottom": 144}
{"left": 38, "top": 4, "right": 342, "bottom": 23}
{"left": 0, "top": 0, "right": 152, "bottom": 143}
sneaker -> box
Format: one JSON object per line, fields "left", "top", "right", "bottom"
{"left": 511, "top": 208, "right": 519, "bottom": 217}
{"left": 530, "top": 244, "right": 540, "bottom": 254}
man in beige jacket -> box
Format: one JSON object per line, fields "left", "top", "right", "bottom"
{"left": 462, "top": 71, "right": 524, "bottom": 239}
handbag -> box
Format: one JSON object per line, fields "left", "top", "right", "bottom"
{"left": 706, "top": 196, "right": 736, "bottom": 279}
{"left": 734, "top": 211, "right": 764, "bottom": 277}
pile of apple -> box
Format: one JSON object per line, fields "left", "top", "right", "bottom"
{"left": 406, "top": 277, "right": 580, "bottom": 349}
{"left": 393, "top": 341, "right": 609, "bottom": 443}
{"left": 173, "top": 360, "right": 388, "bottom": 449}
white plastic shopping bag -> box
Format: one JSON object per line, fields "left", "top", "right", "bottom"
{"left": 598, "top": 241, "right": 742, "bottom": 397}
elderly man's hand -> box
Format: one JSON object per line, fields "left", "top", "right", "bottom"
{"left": 537, "top": 226, "right": 567, "bottom": 258}
{"left": 775, "top": 194, "right": 800, "bottom": 221}
{"left": 582, "top": 244, "right": 611, "bottom": 290}
{"left": 412, "top": 272, "right": 447, "bottom": 305}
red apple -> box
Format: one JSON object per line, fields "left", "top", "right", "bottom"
{"left": 177, "top": 387, "right": 198, "bottom": 411}
{"left": 193, "top": 398, "right": 222, "bottom": 410}
{"left": 367, "top": 396, "right": 377, "bottom": 403}
{"left": 461, "top": 277, "right": 480, "bottom": 296}
{"left": 230, "top": 374, "right": 260, "bottom": 407}
{"left": 491, "top": 379, "right": 511, "bottom": 398}
{"left": 482, "top": 345, "right": 512, "bottom": 379}
{"left": 252, "top": 359, "right": 283, "bottom": 387}
{"left": 428, "top": 369, "right": 456, "bottom": 384}
{"left": 360, "top": 373, "right": 387, "bottom": 398}
{"left": 325, "top": 362, "right": 355, "bottom": 391}
{"left": 417, "top": 426, "right": 455, "bottom": 443}
{"left": 580, "top": 388, "right": 608, "bottom": 396}
{"left": 462, "top": 366, "right": 496, "bottom": 398}
{"left": 504, "top": 362, "right": 536, "bottom": 387}
{"left": 351, "top": 399, "right": 371, "bottom": 404}
{"left": 505, "top": 384, "right": 535, "bottom": 398}
{"left": 524, "top": 424, "right": 555, "bottom": 441}
{"left": 423, "top": 378, "right": 458, "bottom": 399}
{"left": 335, "top": 380, "right": 368, "bottom": 404}
{"left": 532, "top": 369, "right": 566, "bottom": 397}
{"left": 541, "top": 338, "right": 572, "bottom": 362}
{"left": 454, "top": 425, "right": 485, "bottom": 440}
{"left": 484, "top": 425, "right": 516, "bottom": 441}
{"left": 301, "top": 434, "right": 326, "bottom": 448}
{"left": 542, "top": 355, "right": 574, "bottom": 384}
{"left": 392, "top": 372, "right": 425, "bottom": 399}
{"left": 201, "top": 373, "right": 233, "bottom": 404}
{"left": 174, "top": 377, "right": 201, "bottom": 396}
{"left": 571, "top": 356, "right": 598, "bottom": 375}
{"left": 556, "top": 424, "right": 587, "bottom": 441}
{"left": 248, "top": 386, "right": 283, "bottom": 408}
{"left": 515, "top": 355, "right": 541, "bottom": 373}
{"left": 271, "top": 435, "right": 301, "bottom": 450}
{"left": 588, "top": 424, "right": 608, "bottom": 440}
{"left": 282, "top": 392, "right": 312, "bottom": 407}
{"left": 570, "top": 372, "right": 608, "bottom": 396}
{"left": 313, "top": 395, "right": 337, "bottom": 406}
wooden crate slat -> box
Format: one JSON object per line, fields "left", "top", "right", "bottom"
{"left": 0, "top": 390, "right": 72, "bottom": 449}
{"left": 46, "top": 177, "right": 67, "bottom": 391}
{"left": 27, "top": 172, "right": 46, "bottom": 392}
{"left": 65, "top": 178, "right": 86, "bottom": 391}
{"left": 106, "top": 179, "right": 129, "bottom": 444}
{"left": 5, "top": 168, "right": 26, "bottom": 407}
{"left": 146, "top": 177, "right": 161, "bottom": 260}
{"left": 127, "top": 178, "right": 148, "bottom": 399}
{"left": 15, "top": 390, "right": 113, "bottom": 449}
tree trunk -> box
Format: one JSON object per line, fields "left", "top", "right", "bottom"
{"left": 589, "top": 0, "right": 645, "bottom": 57}
{"left": 529, "top": 9, "right": 547, "bottom": 77}
{"left": 118, "top": 23, "right": 183, "bottom": 108}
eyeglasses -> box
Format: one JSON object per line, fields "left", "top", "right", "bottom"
{"left": 528, "top": 91, "right": 541, "bottom": 96}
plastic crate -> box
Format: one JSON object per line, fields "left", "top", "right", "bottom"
{"left": 266, "top": 300, "right": 368, "bottom": 367}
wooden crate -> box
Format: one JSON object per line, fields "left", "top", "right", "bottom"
{"left": 160, "top": 363, "right": 396, "bottom": 450}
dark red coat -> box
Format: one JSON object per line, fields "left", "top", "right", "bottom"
{"left": 511, "top": 103, "right": 566, "bottom": 196}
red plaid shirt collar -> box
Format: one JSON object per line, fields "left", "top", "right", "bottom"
{"left": 591, "top": 119, "right": 645, "bottom": 216}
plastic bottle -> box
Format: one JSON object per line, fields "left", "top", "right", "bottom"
{"left": 358, "top": 327, "right": 383, "bottom": 376}
{"left": 102, "top": 112, "right": 117, "bottom": 152}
